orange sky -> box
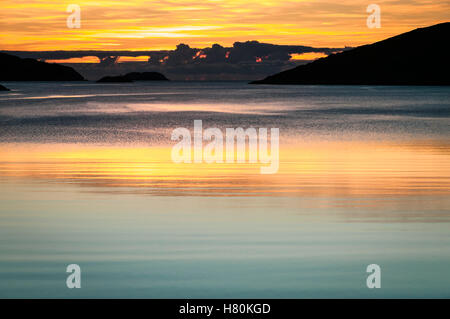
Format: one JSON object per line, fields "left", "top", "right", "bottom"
{"left": 0, "top": 0, "right": 449, "bottom": 51}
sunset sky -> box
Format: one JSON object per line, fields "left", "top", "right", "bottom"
{"left": 1, "top": 0, "right": 449, "bottom": 51}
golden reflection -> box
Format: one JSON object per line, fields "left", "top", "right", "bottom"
{"left": 0, "top": 140, "right": 449, "bottom": 197}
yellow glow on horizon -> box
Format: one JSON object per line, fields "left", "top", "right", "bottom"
{"left": 46, "top": 56, "right": 100, "bottom": 63}
{"left": 118, "top": 56, "right": 150, "bottom": 62}
{"left": 290, "top": 52, "right": 328, "bottom": 61}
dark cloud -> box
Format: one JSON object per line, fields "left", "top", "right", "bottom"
{"left": 1, "top": 41, "right": 347, "bottom": 81}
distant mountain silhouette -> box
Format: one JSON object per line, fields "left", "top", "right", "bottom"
{"left": 124, "top": 72, "right": 169, "bottom": 81}
{"left": 0, "top": 53, "right": 84, "bottom": 81}
{"left": 251, "top": 22, "right": 450, "bottom": 85}
{"left": 0, "top": 84, "right": 10, "bottom": 91}
{"left": 97, "top": 72, "right": 169, "bottom": 83}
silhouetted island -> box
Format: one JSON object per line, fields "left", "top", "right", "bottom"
{"left": 0, "top": 84, "right": 9, "bottom": 91}
{"left": 97, "top": 72, "right": 169, "bottom": 83}
{"left": 251, "top": 22, "right": 450, "bottom": 85}
{"left": 96, "top": 75, "right": 133, "bottom": 83}
{"left": 0, "top": 53, "right": 85, "bottom": 81}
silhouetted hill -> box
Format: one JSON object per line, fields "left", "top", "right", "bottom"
{"left": 124, "top": 72, "right": 169, "bottom": 81}
{"left": 97, "top": 72, "right": 169, "bottom": 83}
{"left": 251, "top": 22, "right": 450, "bottom": 85}
{"left": 0, "top": 84, "right": 10, "bottom": 91}
{"left": 96, "top": 75, "right": 133, "bottom": 83}
{"left": 0, "top": 53, "right": 85, "bottom": 81}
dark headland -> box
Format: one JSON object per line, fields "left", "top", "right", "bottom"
{"left": 0, "top": 84, "right": 10, "bottom": 91}
{"left": 97, "top": 72, "right": 169, "bottom": 83}
{"left": 0, "top": 52, "right": 85, "bottom": 81}
{"left": 251, "top": 22, "right": 450, "bottom": 85}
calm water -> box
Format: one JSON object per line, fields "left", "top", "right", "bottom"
{"left": 0, "top": 82, "right": 449, "bottom": 298}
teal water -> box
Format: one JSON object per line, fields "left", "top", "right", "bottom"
{"left": 1, "top": 182, "right": 450, "bottom": 298}
{"left": 0, "top": 82, "right": 449, "bottom": 298}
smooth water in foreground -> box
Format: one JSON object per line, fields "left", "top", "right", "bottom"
{"left": 0, "top": 82, "right": 449, "bottom": 298}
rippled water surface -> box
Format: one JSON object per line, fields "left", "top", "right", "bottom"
{"left": 0, "top": 82, "right": 449, "bottom": 297}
